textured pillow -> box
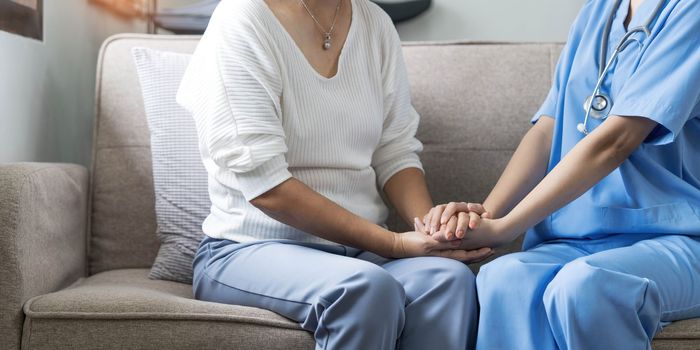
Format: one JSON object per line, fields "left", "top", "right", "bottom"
{"left": 132, "top": 47, "right": 209, "bottom": 284}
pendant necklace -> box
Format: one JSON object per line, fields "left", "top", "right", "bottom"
{"left": 299, "top": 0, "right": 342, "bottom": 50}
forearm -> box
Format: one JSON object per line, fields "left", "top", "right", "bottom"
{"left": 383, "top": 167, "right": 434, "bottom": 226}
{"left": 251, "top": 178, "right": 396, "bottom": 257}
{"left": 503, "top": 115, "right": 657, "bottom": 235}
{"left": 483, "top": 117, "right": 554, "bottom": 218}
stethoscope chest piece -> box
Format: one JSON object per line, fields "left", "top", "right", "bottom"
{"left": 583, "top": 93, "right": 612, "bottom": 120}
{"left": 576, "top": 0, "right": 665, "bottom": 135}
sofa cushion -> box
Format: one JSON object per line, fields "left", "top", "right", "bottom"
{"left": 22, "top": 269, "right": 314, "bottom": 349}
{"left": 21, "top": 269, "right": 700, "bottom": 349}
{"left": 132, "top": 47, "right": 209, "bottom": 285}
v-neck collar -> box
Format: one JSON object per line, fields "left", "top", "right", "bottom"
{"left": 617, "top": 0, "right": 657, "bottom": 32}
{"left": 260, "top": 0, "right": 356, "bottom": 81}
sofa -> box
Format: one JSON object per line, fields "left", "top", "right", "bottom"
{"left": 1, "top": 34, "right": 699, "bottom": 349}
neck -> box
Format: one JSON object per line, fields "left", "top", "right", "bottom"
{"left": 626, "top": 0, "right": 645, "bottom": 28}
{"left": 630, "top": 0, "right": 645, "bottom": 16}
{"left": 302, "top": 0, "right": 340, "bottom": 10}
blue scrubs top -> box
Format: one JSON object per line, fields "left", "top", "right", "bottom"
{"left": 525, "top": 0, "right": 700, "bottom": 249}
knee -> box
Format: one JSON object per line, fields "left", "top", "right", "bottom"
{"left": 477, "top": 254, "right": 531, "bottom": 293}
{"left": 543, "top": 259, "right": 606, "bottom": 309}
{"left": 332, "top": 262, "right": 405, "bottom": 311}
{"left": 427, "top": 258, "right": 476, "bottom": 291}
{"left": 476, "top": 254, "right": 544, "bottom": 304}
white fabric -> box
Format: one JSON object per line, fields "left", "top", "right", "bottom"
{"left": 177, "top": 0, "right": 423, "bottom": 244}
{"left": 132, "top": 47, "right": 209, "bottom": 284}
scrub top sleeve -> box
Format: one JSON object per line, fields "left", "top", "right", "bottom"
{"left": 531, "top": 77, "right": 560, "bottom": 124}
{"left": 609, "top": 1, "right": 700, "bottom": 145}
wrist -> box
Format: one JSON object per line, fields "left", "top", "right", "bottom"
{"left": 494, "top": 215, "right": 521, "bottom": 244}
{"left": 481, "top": 199, "right": 503, "bottom": 219}
{"left": 373, "top": 227, "right": 400, "bottom": 258}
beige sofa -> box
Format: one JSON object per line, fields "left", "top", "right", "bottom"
{"left": 1, "top": 34, "right": 698, "bottom": 349}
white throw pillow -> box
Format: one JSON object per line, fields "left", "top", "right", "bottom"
{"left": 132, "top": 47, "right": 209, "bottom": 284}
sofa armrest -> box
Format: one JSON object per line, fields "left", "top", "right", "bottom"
{"left": 0, "top": 162, "right": 88, "bottom": 349}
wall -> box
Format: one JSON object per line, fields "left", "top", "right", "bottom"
{"left": 0, "top": 0, "right": 148, "bottom": 165}
{"left": 396, "top": 0, "right": 586, "bottom": 42}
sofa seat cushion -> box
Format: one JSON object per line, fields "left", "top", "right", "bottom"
{"left": 22, "top": 269, "right": 314, "bottom": 350}
{"left": 21, "top": 269, "right": 700, "bottom": 349}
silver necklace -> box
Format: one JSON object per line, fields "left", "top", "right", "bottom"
{"left": 299, "top": 0, "right": 342, "bottom": 50}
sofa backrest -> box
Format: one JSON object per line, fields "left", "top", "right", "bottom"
{"left": 89, "top": 33, "right": 562, "bottom": 274}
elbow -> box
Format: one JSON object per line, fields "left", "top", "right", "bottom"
{"left": 248, "top": 180, "right": 294, "bottom": 215}
{"left": 595, "top": 133, "right": 641, "bottom": 166}
{"left": 250, "top": 191, "right": 284, "bottom": 214}
{"left": 591, "top": 116, "right": 652, "bottom": 165}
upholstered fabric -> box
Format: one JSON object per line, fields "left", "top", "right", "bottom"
{"left": 0, "top": 163, "right": 88, "bottom": 349}
{"left": 20, "top": 268, "right": 700, "bottom": 349}
{"left": 21, "top": 269, "right": 314, "bottom": 349}
{"left": 132, "top": 47, "right": 209, "bottom": 284}
{"left": 89, "top": 35, "right": 202, "bottom": 275}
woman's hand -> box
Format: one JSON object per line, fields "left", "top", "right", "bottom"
{"left": 423, "top": 202, "right": 491, "bottom": 240}
{"left": 390, "top": 219, "right": 495, "bottom": 263}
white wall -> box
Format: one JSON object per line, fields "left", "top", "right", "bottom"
{"left": 0, "top": 0, "right": 147, "bottom": 165}
{"left": 395, "top": 0, "right": 586, "bottom": 42}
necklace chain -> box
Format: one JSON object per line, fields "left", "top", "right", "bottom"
{"left": 299, "top": 0, "right": 342, "bottom": 50}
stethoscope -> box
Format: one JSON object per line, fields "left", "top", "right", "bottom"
{"left": 578, "top": 0, "right": 667, "bottom": 134}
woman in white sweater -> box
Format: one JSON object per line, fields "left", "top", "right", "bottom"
{"left": 177, "top": 0, "right": 490, "bottom": 349}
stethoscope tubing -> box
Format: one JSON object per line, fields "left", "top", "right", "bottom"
{"left": 581, "top": 0, "right": 667, "bottom": 135}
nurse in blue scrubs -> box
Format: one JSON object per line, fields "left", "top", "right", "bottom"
{"left": 422, "top": 0, "right": 700, "bottom": 348}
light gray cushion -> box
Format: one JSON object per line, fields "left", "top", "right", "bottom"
{"left": 22, "top": 269, "right": 315, "bottom": 349}
{"left": 132, "top": 47, "right": 209, "bottom": 284}
{"left": 21, "top": 268, "right": 700, "bottom": 350}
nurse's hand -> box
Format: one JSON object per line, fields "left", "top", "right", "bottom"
{"left": 389, "top": 220, "right": 494, "bottom": 263}
{"left": 451, "top": 218, "right": 517, "bottom": 251}
{"left": 423, "top": 202, "right": 491, "bottom": 240}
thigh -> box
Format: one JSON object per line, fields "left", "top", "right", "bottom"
{"left": 194, "top": 239, "right": 394, "bottom": 322}
{"left": 479, "top": 241, "right": 587, "bottom": 282}
{"left": 382, "top": 257, "right": 474, "bottom": 301}
{"left": 576, "top": 235, "right": 700, "bottom": 321}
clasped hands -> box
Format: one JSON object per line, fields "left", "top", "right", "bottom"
{"left": 393, "top": 202, "right": 517, "bottom": 263}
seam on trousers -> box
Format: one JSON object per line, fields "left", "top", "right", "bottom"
{"left": 317, "top": 295, "right": 334, "bottom": 350}
{"left": 661, "top": 303, "right": 700, "bottom": 320}
{"left": 202, "top": 269, "right": 313, "bottom": 307}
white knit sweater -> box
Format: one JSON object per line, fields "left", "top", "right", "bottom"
{"left": 177, "top": 0, "right": 423, "bottom": 244}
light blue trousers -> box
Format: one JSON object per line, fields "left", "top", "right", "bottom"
{"left": 193, "top": 236, "right": 478, "bottom": 350}
{"left": 476, "top": 234, "right": 700, "bottom": 350}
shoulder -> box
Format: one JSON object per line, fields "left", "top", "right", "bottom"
{"left": 352, "top": 0, "right": 402, "bottom": 58}
{"left": 197, "top": 0, "right": 279, "bottom": 66}
{"left": 206, "top": 0, "right": 269, "bottom": 36}
{"left": 355, "top": 0, "right": 393, "bottom": 26}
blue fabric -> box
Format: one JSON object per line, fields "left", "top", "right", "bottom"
{"left": 526, "top": 0, "right": 700, "bottom": 249}
{"left": 192, "top": 236, "right": 477, "bottom": 350}
{"left": 476, "top": 234, "right": 700, "bottom": 350}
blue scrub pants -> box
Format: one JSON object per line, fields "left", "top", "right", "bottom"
{"left": 193, "top": 236, "right": 478, "bottom": 350}
{"left": 476, "top": 234, "right": 700, "bottom": 350}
